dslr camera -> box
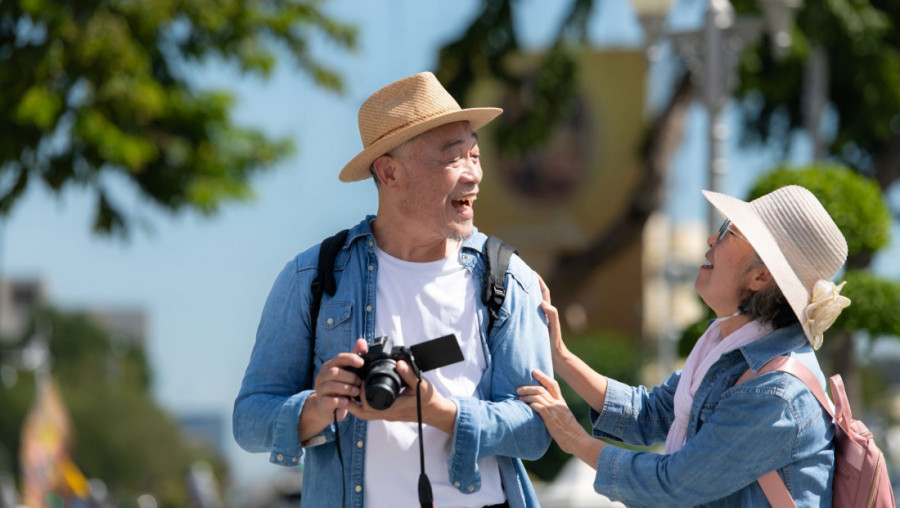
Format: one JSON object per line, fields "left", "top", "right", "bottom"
{"left": 348, "top": 334, "right": 463, "bottom": 410}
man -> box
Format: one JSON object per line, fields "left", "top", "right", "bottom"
{"left": 233, "top": 72, "right": 552, "bottom": 508}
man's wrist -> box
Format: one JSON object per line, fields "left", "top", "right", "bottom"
{"left": 298, "top": 392, "right": 330, "bottom": 442}
{"left": 425, "top": 397, "right": 458, "bottom": 435}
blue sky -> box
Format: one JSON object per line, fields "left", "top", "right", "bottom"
{"left": 4, "top": 0, "right": 898, "bottom": 486}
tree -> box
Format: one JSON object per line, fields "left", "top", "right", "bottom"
{"left": 0, "top": 307, "right": 223, "bottom": 507}
{"left": 733, "top": 0, "right": 900, "bottom": 194}
{"left": 0, "top": 0, "right": 356, "bottom": 235}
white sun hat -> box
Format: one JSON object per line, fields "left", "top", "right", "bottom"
{"left": 702, "top": 185, "right": 850, "bottom": 348}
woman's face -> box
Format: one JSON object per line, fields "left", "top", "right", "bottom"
{"left": 695, "top": 221, "right": 762, "bottom": 317}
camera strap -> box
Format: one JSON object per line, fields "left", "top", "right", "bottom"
{"left": 416, "top": 375, "right": 434, "bottom": 508}
{"left": 333, "top": 410, "right": 347, "bottom": 508}
{"left": 332, "top": 377, "right": 434, "bottom": 508}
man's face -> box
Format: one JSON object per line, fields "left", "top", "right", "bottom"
{"left": 389, "top": 121, "right": 482, "bottom": 241}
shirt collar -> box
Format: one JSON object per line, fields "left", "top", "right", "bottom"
{"left": 739, "top": 323, "right": 807, "bottom": 372}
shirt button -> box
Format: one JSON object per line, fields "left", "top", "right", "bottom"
{"left": 357, "top": 440, "right": 364, "bottom": 448}
{"left": 368, "top": 240, "right": 373, "bottom": 247}
{"left": 326, "top": 318, "right": 334, "bottom": 325}
{"left": 366, "top": 305, "right": 373, "bottom": 312}
{"left": 276, "top": 454, "right": 283, "bottom": 461}
{"left": 709, "top": 375, "right": 716, "bottom": 381}
{"left": 355, "top": 485, "right": 362, "bottom": 493}
{"left": 468, "top": 485, "right": 475, "bottom": 492}
{"left": 454, "top": 481, "right": 460, "bottom": 488}
{"left": 291, "top": 457, "right": 298, "bottom": 463}
{"left": 368, "top": 265, "right": 374, "bottom": 271}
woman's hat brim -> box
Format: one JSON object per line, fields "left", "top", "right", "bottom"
{"left": 701, "top": 189, "right": 814, "bottom": 344}
{"left": 338, "top": 107, "right": 502, "bottom": 182}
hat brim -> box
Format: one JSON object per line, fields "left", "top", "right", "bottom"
{"left": 701, "top": 190, "right": 814, "bottom": 345}
{"left": 339, "top": 107, "right": 503, "bottom": 182}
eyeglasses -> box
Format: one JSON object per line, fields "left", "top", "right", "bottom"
{"left": 716, "top": 219, "right": 748, "bottom": 243}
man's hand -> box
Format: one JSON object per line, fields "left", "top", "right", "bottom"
{"left": 298, "top": 338, "right": 367, "bottom": 442}
{"left": 347, "top": 360, "right": 458, "bottom": 435}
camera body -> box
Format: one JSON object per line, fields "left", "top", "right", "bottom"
{"left": 348, "top": 334, "right": 463, "bottom": 410}
{"left": 347, "top": 335, "right": 417, "bottom": 410}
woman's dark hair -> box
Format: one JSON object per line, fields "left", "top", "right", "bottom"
{"left": 740, "top": 252, "right": 799, "bottom": 329}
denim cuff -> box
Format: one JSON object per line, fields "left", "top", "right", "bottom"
{"left": 269, "top": 390, "right": 312, "bottom": 466}
{"left": 447, "top": 397, "right": 483, "bottom": 493}
{"left": 594, "top": 445, "right": 626, "bottom": 500}
{"left": 591, "top": 377, "right": 633, "bottom": 441}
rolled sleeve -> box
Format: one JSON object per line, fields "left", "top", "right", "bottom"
{"left": 233, "top": 256, "right": 318, "bottom": 466}
{"left": 446, "top": 256, "right": 553, "bottom": 491}
{"left": 590, "top": 378, "right": 802, "bottom": 507}
{"left": 269, "top": 391, "right": 310, "bottom": 465}
{"left": 591, "top": 373, "right": 679, "bottom": 446}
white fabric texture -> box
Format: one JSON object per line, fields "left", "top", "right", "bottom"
{"left": 665, "top": 317, "right": 774, "bottom": 454}
{"left": 364, "top": 245, "right": 504, "bottom": 508}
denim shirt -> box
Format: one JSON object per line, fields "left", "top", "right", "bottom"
{"left": 591, "top": 323, "right": 834, "bottom": 507}
{"left": 233, "top": 217, "right": 552, "bottom": 508}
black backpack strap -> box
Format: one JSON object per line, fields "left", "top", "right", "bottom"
{"left": 308, "top": 229, "right": 349, "bottom": 384}
{"left": 482, "top": 235, "right": 517, "bottom": 334}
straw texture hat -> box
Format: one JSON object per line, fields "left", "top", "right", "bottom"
{"left": 702, "top": 185, "right": 850, "bottom": 348}
{"left": 339, "top": 72, "right": 503, "bottom": 182}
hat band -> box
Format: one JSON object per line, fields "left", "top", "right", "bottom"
{"left": 365, "top": 105, "right": 459, "bottom": 148}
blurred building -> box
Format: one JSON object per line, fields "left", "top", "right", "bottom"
{"left": 178, "top": 412, "right": 227, "bottom": 458}
{"left": 474, "top": 50, "right": 707, "bottom": 370}
{"left": 0, "top": 278, "right": 47, "bottom": 342}
{"left": 642, "top": 213, "right": 707, "bottom": 377}
{"left": 84, "top": 307, "right": 147, "bottom": 349}
{"left": 476, "top": 50, "right": 650, "bottom": 337}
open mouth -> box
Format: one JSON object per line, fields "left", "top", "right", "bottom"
{"left": 452, "top": 195, "right": 476, "bottom": 212}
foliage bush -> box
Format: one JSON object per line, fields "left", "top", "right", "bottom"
{"left": 747, "top": 164, "right": 891, "bottom": 258}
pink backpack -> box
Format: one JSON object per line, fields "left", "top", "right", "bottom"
{"left": 737, "top": 356, "right": 895, "bottom": 507}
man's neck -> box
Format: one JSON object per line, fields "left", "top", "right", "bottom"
{"left": 371, "top": 217, "right": 461, "bottom": 262}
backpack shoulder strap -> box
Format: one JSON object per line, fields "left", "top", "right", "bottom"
{"left": 736, "top": 356, "right": 834, "bottom": 419}
{"left": 308, "top": 229, "right": 349, "bottom": 384}
{"left": 737, "top": 355, "right": 835, "bottom": 508}
{"left": 481, "top": 235, "right": 517, "bottom": 333}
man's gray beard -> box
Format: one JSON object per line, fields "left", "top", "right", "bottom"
{"left": 445, "top": 226, "right": 473, "bottom": 242}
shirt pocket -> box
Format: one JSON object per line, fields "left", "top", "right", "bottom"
{"left": 314, "top": 302, "right": 353, "bottom": 362}
{"left": 698, "top": 402, "right": 719, "bottom": 425}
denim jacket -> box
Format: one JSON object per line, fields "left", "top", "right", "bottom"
{"left": 591, "top": 323, "right": 834, "bottom": 507}
{"left": 233, "top": 217, "right": 552, "bottom": 508}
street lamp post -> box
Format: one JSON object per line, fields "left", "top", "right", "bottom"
{"left": 634, "top": 0, "right": 800, "bottom": 232}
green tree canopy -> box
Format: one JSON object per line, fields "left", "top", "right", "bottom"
{"left": 748, "top": 165, "right": 899, "bottom": 340}
{"left": 1, "top": 0, "right": 355, "bottom": 235}
{"left": 733, "top": 0, "right": 900, "bottom": 192}
{"left": 748, "top": 164, "right": 891, "bottom": 263}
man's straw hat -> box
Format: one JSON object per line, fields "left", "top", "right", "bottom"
{"left": 702, "top": 185, "right": 849, "bottom": 347}
{"left": 339, "top": 72, "right": 502, "bottom": 182}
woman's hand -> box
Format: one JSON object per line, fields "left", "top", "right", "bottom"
{"left": 538, "top": 277, "right": 568, "bottom": 369}
{"left": 517, "top": 369, "right": 588, "bottom": 455}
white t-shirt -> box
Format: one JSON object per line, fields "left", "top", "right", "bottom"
{"left": 364, "top": 246, "right": 505, "bottom": 508}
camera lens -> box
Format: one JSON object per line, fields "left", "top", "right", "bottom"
{"left": 364, "top": 359, "right": 403, "bottom": 410}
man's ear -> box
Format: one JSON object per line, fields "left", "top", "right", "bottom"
{"left": 372, "top": 154, "right": 399, "bottom": 188}
{"left": 748, "top": 267, "right": 774, "bottom": 292}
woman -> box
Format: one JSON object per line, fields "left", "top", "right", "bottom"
{"left": 518, "top": 185, "right": 851, "bottom": 506}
